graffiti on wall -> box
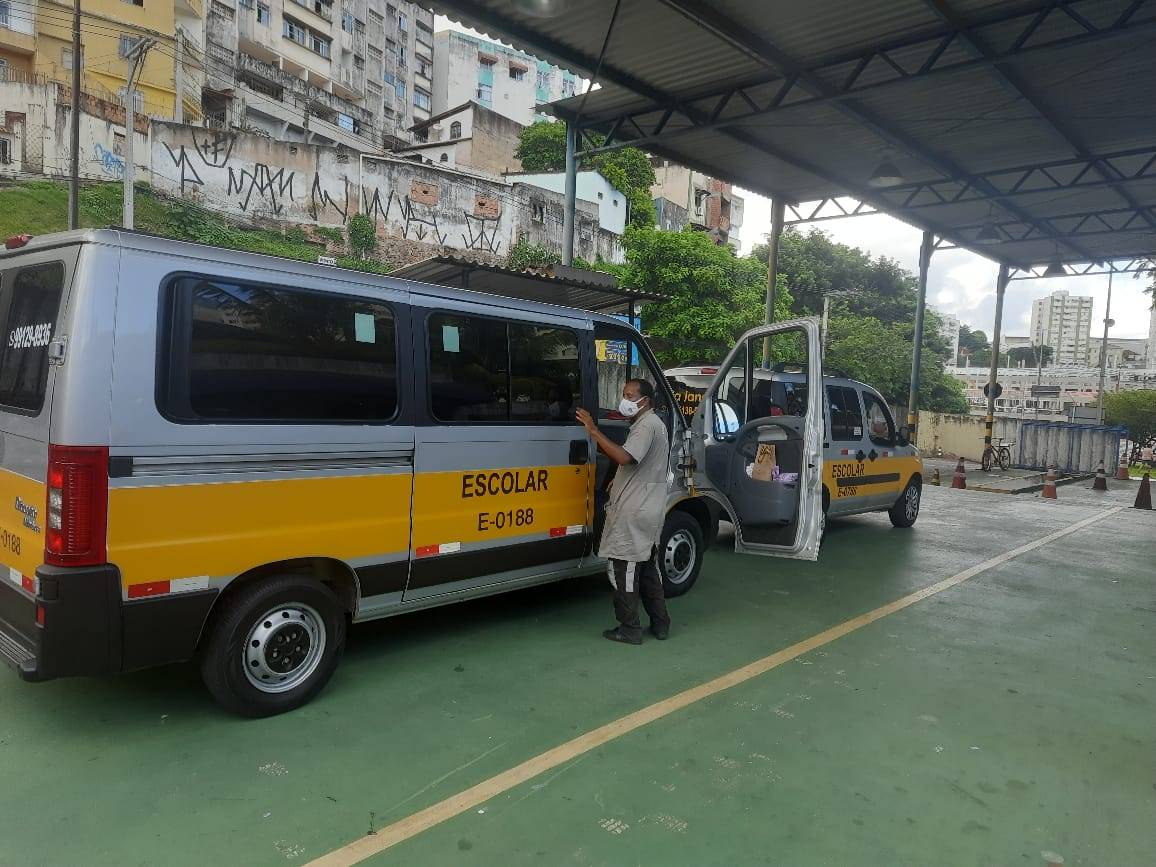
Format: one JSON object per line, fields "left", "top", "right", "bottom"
{"left": 151, "top": 129, "right": 521, "bottom": 255}
{"left": 93, "top": 143, "right": 125, "bottom": 179}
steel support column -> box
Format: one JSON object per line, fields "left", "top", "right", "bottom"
{"left": 765, "top": 199, "right": 785, "bottom": 325}
{"left": 562, "top": 121, "right": 578, "bottom": 266}
{"left": 907, "top": 230, "right": 934, "bottom": 438}
{"left": 984, "top": 264, "right": 1011, "bottom": 449}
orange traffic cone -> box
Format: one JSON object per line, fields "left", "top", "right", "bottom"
{"left": 1135, "top": 473, "right": 1152, "bottom": 510}
{"left": 951, "top": 458, "right": 966, "bottom": 489}
{"left": 1041, "top": 465, "right": 1058, "bottom": 499}
{"left": 931, "top": 467, "right": 941, "bottom": 486}
{"left": 1092, "top": 462, "right": 1108, "bottom": 491}
{"left": 1116, "top": 457, "right": 1130, "bottom": 481}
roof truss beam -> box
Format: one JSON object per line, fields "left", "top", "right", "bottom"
{"left": 649, "top": 0, "right": 1101, "bottom": 260}
{"left": 1010, "top": 257, "right": 1155, "bottom": 279}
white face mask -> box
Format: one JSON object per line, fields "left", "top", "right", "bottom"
{"left": 619, "top": 396, "right": 644, "bottom": 418}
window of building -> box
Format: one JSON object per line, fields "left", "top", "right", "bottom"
{"left": 479, "top": 55, "right": 496, "bottom": 67}
{"left": 311, "top": 31, "right": 331, "bottom": 57}
{"left": 449, "top": 120, "right": 462, "bottom": 138}
{"left": 536, "top": 70, "right": 550, "bottom": 90}
{"left": 398, "top": 44, "right": 406, "bottom": 65}
{"left": 116, "top": 86, "right": 145, "bottom": 112}
{"left": 162, "top": 277, "right": 398, "bottom": 423}
{"left": 211, "top": 0, "right": 234, "bottom": 18}
{"left": 118, "top": 33, "right": 141, "bottom": 58}
{"left": 382, "top": 70, "right": 395, "bottom": 86}
{"left": 123, "top": 0, "right": 145, "bottom": 6}
{"left": 369, "top": 46, "right": 382, "bottom": 62}
{"left": 256, "top": 3, "right": 270, "bottom": 24}
{"left": 341, "top": 10, "right": 353, "bottom": 32}
{"left": 427, "top": 314, "right": 581, "bottom": 424}
{"left": 395, "top": 80, "right": 405, "bottom": 101}
{"left": 369, "top": 9, "right": 383, "bottom": 27}
{"left": 476, "top": 83, "right": 492, "bottom": 103}
{"left": 397, "top": 11, "right": 407, "bottom": 31}
{"left": 62, "top": 47, "right": 85, "bottom": 71}
{"left": 530, "top": 200, "right": 545, "bottom": 222}
{"left": 827, "top": 385, "right": 864, "bottom": 441}
{"left": 239, "top": 0, "right": 254, "bottom": 9}
{"left": 509, "top": 65, "right": 526, "bottom": 81}
{"left": 283, "top": 17, "right": 307, "bottom": 45}
{"left": 0, "top": 137, "right": 10, "bottom": 164}
{"left": 337, "top": 113, "right": 354, "bottom": 131}
{"left": 0, "top": 58, "right": 6, "bottom": 83}
{"left": 439, "top": 153, "right": 448, "bottom": 162}
{"left": 0, "top": 262, "right": 66, "bottom": 413}
{"left": 413, "top": 89, "right": 430, "bottom": 111}
{"left": 416, "top": 57, "right": 430, "bottom": 77}
{"left": 0, "top": 2, "right": 9, "bottom": 28}
{"left": 353, "top": 55, "right": 364, "bottom": 69}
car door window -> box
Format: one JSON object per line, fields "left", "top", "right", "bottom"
{"left": 861, "top": 391, "right": 895, "bottom": 447}
{"left": 828, "top": 385, "right": 864, "bottom": 441}
{"left": 594, "top": 325, "right": 673, "bottom": 436}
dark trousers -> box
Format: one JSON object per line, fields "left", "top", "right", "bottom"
{"left": 608, "top": 554, "right": 670, "bottom": 640}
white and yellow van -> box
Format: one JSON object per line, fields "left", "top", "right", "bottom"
{"left": 0, "top": 231, "right": 826, "bottom": 715}
{"left": 667, "top": 365, "right": 924, "bottom": 527}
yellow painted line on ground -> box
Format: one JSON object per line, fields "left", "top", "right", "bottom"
{"left": 308, "top": 506, "right": 1123, "bottom": 867}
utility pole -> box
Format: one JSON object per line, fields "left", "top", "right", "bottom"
{"left": 122, "top": 38, "right": 156, "bottom": 230}
{"left": 67, "top": 0, "right": 82, "bottom": 230}
{"left": 174, "top": 28, "right": 184, "bottom": 125}
{"left": 1096, "top": 271, "right": 1114, "bottom": 424}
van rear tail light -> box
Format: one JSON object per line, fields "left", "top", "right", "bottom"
{"left": 700, "top": 367, "right": 718, "bottom": 375}
{"left": 45, "top": 446, "right": 109, "bottom": 567}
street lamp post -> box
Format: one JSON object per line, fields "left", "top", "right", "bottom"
{"left": 1096, "top": 271, "right": 1114, "bottom": 424}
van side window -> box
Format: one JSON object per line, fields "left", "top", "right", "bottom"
{"left": 163, "top": 277, "right": 398, "bottom": 422}
{"left": 862, "top": 391, "right": 895, "bottom": 447}
{"left": 427, "top": 314, "right": 581, "bottom": 423}
{"left": 428, "top": 313, "right": 509, "bottom": 422}
{"left": 0, "top": 262, "right": 65, "bottom": 413}
{"left": 827, "top": 385, "right": 864, "bottom": 441}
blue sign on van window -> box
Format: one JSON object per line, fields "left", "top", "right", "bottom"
{"left": 611, "top": 315, "right": 641, "bottom": 365}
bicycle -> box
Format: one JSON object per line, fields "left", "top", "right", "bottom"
{"left": 981, "top": 437, "right": 1014, "bottom": 472}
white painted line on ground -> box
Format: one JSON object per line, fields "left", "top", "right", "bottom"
{"left": 307, "top": 506, "right": 1124, "bottom": 867}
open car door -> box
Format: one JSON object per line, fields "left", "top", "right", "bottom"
{"left": 689, "top": 319, "right": 824, "bottom": 560}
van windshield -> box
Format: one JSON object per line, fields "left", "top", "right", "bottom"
{"left": 0, "top": 262, "right": 65, "bottom": 413}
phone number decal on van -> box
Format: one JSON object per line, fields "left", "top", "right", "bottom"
{"left": 8, "top": 322, "right": 53, "bottom": 350}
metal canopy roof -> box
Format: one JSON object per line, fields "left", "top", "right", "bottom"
{"left": 428, "top": 0, "right": 1156, "bottom": 270}
{"left": 390, "top": 256, "right": 666, "bottom": 311}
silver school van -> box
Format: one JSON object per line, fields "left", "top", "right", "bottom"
{"left": 0, "top": 230, "right": 826, "bottom": 716}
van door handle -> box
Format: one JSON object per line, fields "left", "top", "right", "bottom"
{"left": 569, "top": 439, "right": 590, "bottom": 464}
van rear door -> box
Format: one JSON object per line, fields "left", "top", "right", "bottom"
{"left": 689, "top": 319, "right": 824, "bottom": 560}
{"left": 0, "top": 246, "right": 79, "bottom": 617}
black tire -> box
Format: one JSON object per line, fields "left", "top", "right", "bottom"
{"left": 981, "top": 447, "right": 994, "bottom": 472}
{"left": 199, "top": 576, "right": 346, "bottom": 717}
{"left": 657, "top": 510, "right": 705, "bottom": 598}
{"left": 998, "top": 447, "right": 1011, "bottom": 471}
{"left": 889, "top": 479, "right": 922, "bottom": 528}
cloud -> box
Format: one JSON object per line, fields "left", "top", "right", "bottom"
{"left": 737, "top": 188, "right": 1154, "bottom": 341}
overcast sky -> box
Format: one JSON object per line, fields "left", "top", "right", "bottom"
{"left": 434, "top": 16, "right": 1153, "bottom": 343}
{"left": 737, "top": 191, "right": 1154, "bottom": 342}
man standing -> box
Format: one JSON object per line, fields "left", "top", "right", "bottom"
{"left": 576, "top": 379, "right": 671, "bottom": 645}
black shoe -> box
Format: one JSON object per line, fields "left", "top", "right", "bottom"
{"left": 650, "top": 624, "right": 670, "bottom": 641}
{"left": 603, "top": 628, "right": 642, "bottom": 646}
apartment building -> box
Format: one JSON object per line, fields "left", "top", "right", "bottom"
{"left": 1029, "top": 289, "right": 1094, "bottom": 366}
{"left": 1, "top": 0, "right": 202, "bottom": 123}
{"left": 430, "top": 29, "right": 580, "bottom": 127}
{"left": 651, "top": 160, "right": 744, "bottom": 247}
{"left": 203, "top": 0, "right": 431, "bottom": 151}
{"left": 937, "top": 311, "right": 960, "bottom": 365}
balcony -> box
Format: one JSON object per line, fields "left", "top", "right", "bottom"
{"left": 287, "top": 0, "right": 334, "bottom": 24}
{"left": 177, "top": 0, "right": 204, "bottom": 17}
{"left": 235, "top": 52, "right": 374, "bottom": 127}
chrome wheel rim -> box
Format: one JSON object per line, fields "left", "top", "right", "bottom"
{"left": 663, "top": 530, "right": 696, "bottom": 585}
{"left": 243, "top": 604, "right": 326, "bottom": 694}
{"left": 904, "top": 486, "right": 920, "bottom": 522}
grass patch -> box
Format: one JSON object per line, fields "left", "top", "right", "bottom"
{"left": 0, "top": 180, "right": 390, "bottom": 271}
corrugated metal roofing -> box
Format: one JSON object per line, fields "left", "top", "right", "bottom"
{"left": 428, "top": 0, "right": 1156, "bottom": 268}
{"left": 390, "top": 256, "right": 667, "bottom": 312}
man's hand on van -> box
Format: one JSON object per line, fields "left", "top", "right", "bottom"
{"left": 575, "top": 407, "right": 597, "bottom": 433}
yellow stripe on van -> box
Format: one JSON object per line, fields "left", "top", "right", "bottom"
{"left": 107, "top": 473, "right": 413, "bottom": 590}
{"left": 0, "top": 468, "right": 49, "bottom": 579}
{"left": 412, "top": 464, "right": 592, "bottom": 549}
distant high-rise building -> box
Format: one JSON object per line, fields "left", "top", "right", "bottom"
{"left": 203, "top": 0, "right": 433, "bottom": 151}
{"left": 1147, "top": 303, "right": 1156, "bottom": 366}
{"left": 1029, "top": 290, "right": 1094, "bottom": 365}
{"left": 937, "top": 311, "right": 960, "bottom": 365}
{"left": 430, "top": 29, "right": 580, "bottom": 128}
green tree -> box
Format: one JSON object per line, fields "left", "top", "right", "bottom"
{"left": 1104, "top": 390, "right": 1156, "bottom": 460}
{"left": 514, "top": 121, "right": 569, "bottom": 172}
{"left": 1007, "top": 344, "right": 1052, "bottom": 367}
{"left": 347, "top": 214, "right": 376, "bottom": 260}
{"left": 623, "top": 227, "right": 792, "bottom": 366}
{"left": 823, "top": 315, "right": 968, "bottom": 414}
{"left": 506, "top": 240, "right": 560, "bottom": 271}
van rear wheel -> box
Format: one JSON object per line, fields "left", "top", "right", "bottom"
{"left": 199, "top": 576, "right": 345, "bottom": 717}
{"left": 658, "top": 511, "right": 705, "bottom": 598}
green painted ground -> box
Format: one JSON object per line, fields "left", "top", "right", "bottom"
{"left": 0, "top": 486, "right": 1151, "bottom": 866}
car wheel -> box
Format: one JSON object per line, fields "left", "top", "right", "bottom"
{"left": 658, "top": 511, "right": 705, "bottom": 598}
{"left": 199, "top": 575, "right": 346, "bottom": 717}
{"left": 889, "top": 479, "right": 921, "bottom": 528}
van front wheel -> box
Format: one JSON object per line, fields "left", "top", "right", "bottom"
{"left": 199, "top": 576, "right": 346, "bottom": 717}
{"left": 658, "top": 511, "right": 705, "bottom": 598}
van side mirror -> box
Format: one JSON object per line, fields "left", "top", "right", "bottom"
{"left": 896, "top": 426, "right": 910, "bottom": 447}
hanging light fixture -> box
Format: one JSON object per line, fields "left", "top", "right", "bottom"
{"left": 1043, "top": 261, "right": 1067, "bottom": 278}
{"left": 512, "top": 0, "right": 569, "bottom": 17}
{"left": 867, "top": 155, "right": 904, "bottom": 188}
{"left": 975, "top": 203, "right": 1002, "bottom": 245}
